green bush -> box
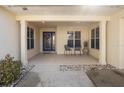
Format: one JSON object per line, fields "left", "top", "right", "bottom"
{"left": 0, "top": 54, "right": 21, "bottom": 86}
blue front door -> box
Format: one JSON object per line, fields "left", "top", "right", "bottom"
{"left": 43, "top": 32, "right": 55, "bottom": 51}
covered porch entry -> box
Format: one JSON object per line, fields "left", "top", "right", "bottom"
{"left": 17, "top": 8, "right": 108, "bottom": 87}
{"left": 19, "top": 19, "right": 107, "bottom": 66}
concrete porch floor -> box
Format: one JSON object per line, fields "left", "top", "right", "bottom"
{"left": 29, "top": 54, "right": 99, "bottom": 65}
{"left": 17, "top": 54, "right": 99, "bottom": 87}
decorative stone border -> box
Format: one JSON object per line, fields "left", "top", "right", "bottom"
{"left": 83, "top": 64, "right": 116, "bottom": 72}
{"left": 59, "top": 65, "right": 83, "bottom": 72}
{"left": 59, "top": 64, "right": 116, "bottom": 72}
{"left": 85, "top": 65, "right": 124, "bottom": 87}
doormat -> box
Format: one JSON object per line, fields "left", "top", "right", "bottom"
{"left": 86, "top": 67, "right": 124, "bottom": 87}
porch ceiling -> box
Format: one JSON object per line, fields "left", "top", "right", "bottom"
{"left": 3, "top": 5, "right": 124, "bottom": 16}
{"left": 28, "top": 21, "right": 98, "bottom": 28}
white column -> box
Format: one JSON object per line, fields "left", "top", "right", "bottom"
{"left": 20, "top": 20, "right": 28, "bottom": 66}
{"left": 99, "top": 20, "right": 107, "bottom": 65}
{"left": 119, "top": 19, "right": 124, "bottom": 68}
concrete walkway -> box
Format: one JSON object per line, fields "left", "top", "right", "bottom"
{"left": 16, "top": 54, "right": 98, "bottom": 87}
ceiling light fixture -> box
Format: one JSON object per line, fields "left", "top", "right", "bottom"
{"left": 22, "top": 7, "right": 28, "bottom": 11}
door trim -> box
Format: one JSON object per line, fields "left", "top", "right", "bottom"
{"left": 43, "top": 32, "right": 56, "bottom": 52}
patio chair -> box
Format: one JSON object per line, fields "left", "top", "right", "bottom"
{"left": 64, "top": 45, "right": 72, "bottom": 55}
{"left": 74, "top": 47, "right": 82, "bottom": 55}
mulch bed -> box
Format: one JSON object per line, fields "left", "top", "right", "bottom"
{"left": 85, "top": 64, "right": 124, "bottom": 87}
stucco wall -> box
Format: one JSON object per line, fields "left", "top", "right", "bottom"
{"left": 106, "top": 9, "right": 124, "bottom": 68}
{"left": 106, "top": 20, "right": 120, "bottom": 68}
{"left": 57, "top": 25, "right": 89, "bottom": 54}
{"left": 2, "top": 6, "right": 124, "bottom": 69}
{"left": 27, "top": 24, "right": 40, "bottom": 59}
{"left": 119, "top": 18, "right": 124, "bottom": 68}
{"left": 0, "top": 7, "right": 20, "bottom": 60}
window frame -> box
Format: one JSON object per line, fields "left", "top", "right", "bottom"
{"left": 67, "top": 31, "right": 81, "bottom": 48}
{"left": 91, "top": 27, "right": 99, "bottom": 50}
{"left": 96, "top": 27, "right": 99, "bottom": 49}
{"left": 75, "top": 31, "right": 81, "bottom": 48}
{"left": 27, "top": 27, "right": 35, "bottom": 50}
{"left": 67, "top": 31, "right": 74, "bottom": 48}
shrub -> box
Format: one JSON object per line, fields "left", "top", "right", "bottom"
{"left": 0, "top": 54, "right": 21, "bottom": 86}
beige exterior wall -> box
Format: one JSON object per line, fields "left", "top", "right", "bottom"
{"left": 2, "top": 6, "right": 124, "bottom": 68}
{"left": 88, "top": 23, "right": 100, "bottom": 59}
{"left": 106, "top": 21, "right": 120, "bottom": 68}
{"left": 0, "top": 7, "right": 20, "bottom": 60}
{"left": 119, "top": 19, "right": 124, "bottom": 68}
{"left": 106, "top": 9, "right": 124, "bottom": 68}
{"left": 57, "top": 25, "right": 89, "bottom": 54}
{"left": 27, "top": 23, "right": 40, "bottom": 59}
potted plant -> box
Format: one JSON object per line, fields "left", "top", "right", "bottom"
{"left": 83, "top": 41, "right": 89, "bottom": 55}
{"left": 84, "top": 41, "right": 88, "bottom": 48}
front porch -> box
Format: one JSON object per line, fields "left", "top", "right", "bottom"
{"left": 16, "top": 54, "right": 98, "bottom": 87}
{"left": 17, "top": 15, "right": 107, "bottom": 86}
{"left": 19, "top": 19, "right": 107, "bottom": 66}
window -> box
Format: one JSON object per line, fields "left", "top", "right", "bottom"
{"left": 96, "top": 27, "right": 99, "bottom": 49}
{"left": 91, "top": 27, "right": 99, "bottom": 49}
{"left": 67, "top": 32, "right": 74, "bottom": 47}
{"left": 27, "top": 27, "right": 34, "bottom": 50}
{"left": 67, "top": 31, "right": 81, "bottom": 48}
{"left": 75, "top": 31, "right": 81, "bottom": 48}
{"left": 91, "top": 29, "right": 95, "bottom": 48}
